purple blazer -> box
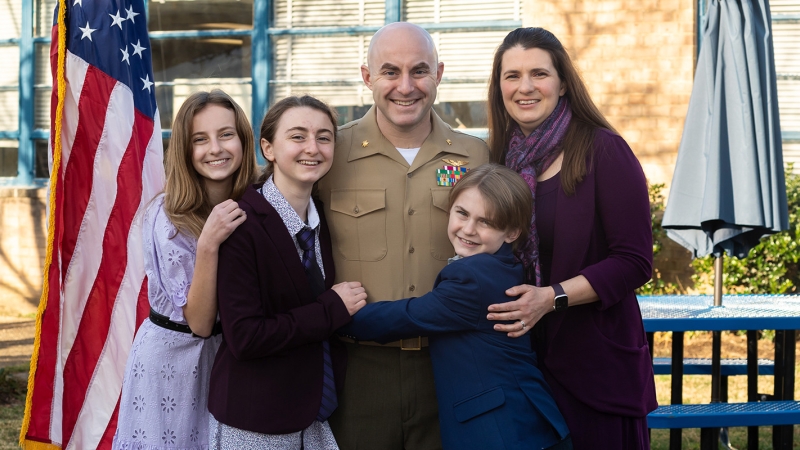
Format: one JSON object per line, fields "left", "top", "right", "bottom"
{"left": 208, "top": 184, "right": 351, "bottom": 434}
{"left": 536, "top": 129, "right": 657, "bottom": 418}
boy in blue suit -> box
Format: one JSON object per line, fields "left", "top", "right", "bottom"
{"left": 340, "top": 164, "right": 572, "bottom": 450}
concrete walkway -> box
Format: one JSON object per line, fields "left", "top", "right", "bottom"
{"left": 0, "top": 317, "right": 34, "bottom": 369}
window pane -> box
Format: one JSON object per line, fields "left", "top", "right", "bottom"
{"left": 272, "top": 35, "right": 369, "bottom": 107}
{"left": 152, "top": 36, "right": 252, "bottom": 129}
{"left": 274, "top": 0, "right": 384, "bottom": 28}
{"left": 148, "top": 0, "right": 253, "bottom": 32}
{"left": 35, "top": 139, "right": 49, "bottom": 179}
{"left": 434, "top": 102, "right": 487, "bottom": 130}
{"left": 404, "top": 0, "right": 520, "bottom": 23}
{"left": 0, "top": 88, "right": 18, "bottom": 132}
{"left": 0, "top": 0, "right": 23, "bottom": 40}
{"left": 0, "top": 141, "right": 18, "bottom": 177}
{"left": 35, "top": 0, "right": 58, "bottom": 37}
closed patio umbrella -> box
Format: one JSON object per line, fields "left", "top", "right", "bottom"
{"left": 662, "top": 0, "right": 788, "bottom": 265}
{"left": 660, "top": 0, "right": 789, "bottom": 448}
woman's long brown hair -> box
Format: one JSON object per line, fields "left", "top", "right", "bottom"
{"left": 487, "top": 27, "right": 617, "bottom": 195}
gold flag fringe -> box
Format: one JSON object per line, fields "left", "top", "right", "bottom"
{"left": 20, "top": 0, "right": 67, "bottom": 446}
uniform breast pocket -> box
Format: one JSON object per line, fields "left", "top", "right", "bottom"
{"left": 329, "top": 189, "right": 387, "bottom": 261}
{"left": 430, "top": 187, "right": 454, "bottom": 261}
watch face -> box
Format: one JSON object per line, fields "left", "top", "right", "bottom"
{"left": 554, "top": 294, "right": 568, "bottom": 311}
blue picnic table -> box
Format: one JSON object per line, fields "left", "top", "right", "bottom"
{"left": 639, "top": 295, "right": 800, "bottom": 450}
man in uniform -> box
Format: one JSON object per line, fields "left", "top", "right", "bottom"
{"left": 316, "top": 21, "right": 490, "bottom": 450}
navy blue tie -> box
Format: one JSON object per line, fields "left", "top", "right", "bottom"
{"left": 297, "top": 228, "right": 338, "bottom": 421}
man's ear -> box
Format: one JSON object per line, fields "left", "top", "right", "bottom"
{"left": 504, "top": 228, "right": 521, "bottom": 244}
{"left": 361, "top": 64, "right": 373, "bottom": 90}
{"left": 435, "top": 61, "right": 444, "bottom": 85}
{"left": 260, "top": 138, "right": 274, "bottom": 162}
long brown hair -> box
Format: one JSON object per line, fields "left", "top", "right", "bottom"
{"left": 257, "top": 95, "right": 338, "bottom": 183}
{"left": 449, "top": 164, "right": 532, "bottom": 250}
{"left": 487, "top": 27, "right": 616, "bottom": 195}
{"left": 164, "top": 89, "right": 257, "bottom": 238}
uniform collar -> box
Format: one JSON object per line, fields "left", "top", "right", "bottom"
{"left": 346, "top": 106, "right": 471, "bottom": 171}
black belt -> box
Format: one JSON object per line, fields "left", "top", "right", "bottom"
{"left": 149, "top": 308, "right": 222, "bottom": 338}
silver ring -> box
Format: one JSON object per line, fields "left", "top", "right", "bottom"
{"left": 520, "top": 320, "right": 527, "bottom": 329}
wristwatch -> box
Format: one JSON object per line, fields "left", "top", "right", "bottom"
{"left": 552, "top": 283, "right": 568, "bottom": 311}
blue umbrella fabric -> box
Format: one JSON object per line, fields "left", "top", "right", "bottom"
{"left": 662, "top": 0, "right": 789, "bottom": 259}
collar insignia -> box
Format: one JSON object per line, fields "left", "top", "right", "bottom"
{"left": 361, "top": 140, "right": 369, "bottom": 148}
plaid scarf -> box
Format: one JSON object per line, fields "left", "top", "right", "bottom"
{"left": 505, "top": 96, "right": 572, "bottom": 286}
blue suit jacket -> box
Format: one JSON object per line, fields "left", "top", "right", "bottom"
{"left": 340, "top": 244, "right": 569, "bottom": 450}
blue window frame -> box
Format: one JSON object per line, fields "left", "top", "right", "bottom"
{"left": 3, "top": 0, "right": 523, "bottom": 186}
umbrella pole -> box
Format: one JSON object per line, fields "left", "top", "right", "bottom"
{"left": 711, "top": 255, "right": 723, "bottom": 446}
{"left": 714, "top": 254, "right": 723, "bottom": 306}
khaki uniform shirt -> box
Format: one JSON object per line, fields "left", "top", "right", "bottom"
{"left": 317, "top": 106, "right": 490, "bottom": 302}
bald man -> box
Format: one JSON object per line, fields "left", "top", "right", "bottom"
{"left": 317, "top": 22, "right": 490, "bottom": 449}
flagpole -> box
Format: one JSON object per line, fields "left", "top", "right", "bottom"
{"left": 20, "top": 0, "right": 67, "bottom": 446}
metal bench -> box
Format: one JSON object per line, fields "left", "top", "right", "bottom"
{"left": 648, "top": 401, "right": 800, "bottom": 429}
{"left": 652, "top": 357, "right": 775, "bottom": 376}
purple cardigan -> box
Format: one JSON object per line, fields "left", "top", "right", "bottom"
{"left": 208, "top": 184, "right": 351, "bottom": 434}
{"left": 536, "top": 129, "right": 657, "bottom": 418}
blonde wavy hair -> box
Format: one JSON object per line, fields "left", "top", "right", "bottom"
{"left": 164, "top": 90, "right": 257, "bottom": 238}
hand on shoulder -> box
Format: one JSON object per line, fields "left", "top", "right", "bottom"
{"left": 199, "top": 199, "right": 247, "bottom": 250}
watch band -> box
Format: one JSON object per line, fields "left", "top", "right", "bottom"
{"left": 552, "top": 283, "right": 568, "bottom": 311}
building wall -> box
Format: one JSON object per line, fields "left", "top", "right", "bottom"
{"left": 0, "top": 188, "right": 47, "bottom": 316}
{"left": 523, "top": 0, "right": 696, "bottom": 188}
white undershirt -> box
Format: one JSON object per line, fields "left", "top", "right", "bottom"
{"left": 396, "top": 147, "right": 420, "bottom": 165}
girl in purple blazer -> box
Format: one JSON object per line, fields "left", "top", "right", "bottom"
{"left": 484, "top": 28, "right": 657, "bottom": 449}
{"left": 208, "top": 96, "right": 367, "bottom": 449}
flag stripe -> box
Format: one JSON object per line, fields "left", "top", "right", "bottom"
{"left": 51, "top": 75, "right": 133, "bottom": 442}
{"left": 59, "top": 64, "right": 115, "bottom": 281}
{"left": 64, "top": 110, "right": 151, "bottom": 447}
{"left": 62, "top": 89, "right": 144, "bottom": 443}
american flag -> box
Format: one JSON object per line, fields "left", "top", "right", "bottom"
{"left": 21, "top": 0, "right": 164, "bottom": 447}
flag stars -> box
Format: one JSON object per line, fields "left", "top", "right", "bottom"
{"left": 141, "top": 74, "right": 154, "bottom": 93}
{"left": 73, "top": 0, "right": 82, "bottom": 6}
{"left": 79, "top": 22, "right": 96, "bottom": 41}
{"left": 120, "top": 46, "right": 130, "bottom": 65}
{"left": 132, "top": 40, "right": 147, "bottom": 58}
{"left": 109, "top": 10, "right": 125, "bottom": 30}
{"left": 125, "top": 6, "right": 140, "bottom": 23}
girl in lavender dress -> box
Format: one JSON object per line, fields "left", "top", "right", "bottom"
{"left": 113, "top": 90, "right": 257, "bottom": 450}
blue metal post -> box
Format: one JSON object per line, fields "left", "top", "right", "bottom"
{"left": 18, "top": 0, "right": 35, "bottom": 185}
{"left": 252, "top": 0, "right": 270, "bottom": 163}
{"left": 385, "top": 0, "right": 401, "bottom": 23}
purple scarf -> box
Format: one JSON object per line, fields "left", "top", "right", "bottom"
{"left": 505, "top": 96, "right": 572, "bottom": 286}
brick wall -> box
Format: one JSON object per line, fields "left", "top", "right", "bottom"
{"left": 0, "top": 188, "right": 47, "bottom": 316}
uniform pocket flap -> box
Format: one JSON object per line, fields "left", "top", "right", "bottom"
{"left": 330, "top": 189, "right": 386, "bottom": 218}
{"left": 453, "top": 386, "right": 505, "bottom": 423}
{"left": 431, "top": 187, "right": 451, "bottom": 212}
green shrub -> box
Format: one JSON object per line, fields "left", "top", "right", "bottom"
{"left": 637, "top": 182, "right": 682, "bottom": 295}
{"left": 690, "top": 163, "right": 800, "bottom": 294}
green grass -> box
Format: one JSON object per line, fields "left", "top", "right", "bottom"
{"left": 0, "top": 364, "right": 27, "bottom": 450}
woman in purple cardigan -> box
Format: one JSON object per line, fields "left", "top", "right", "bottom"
{"left": 484, "top": 28, "right": 657, "bottom": 449}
